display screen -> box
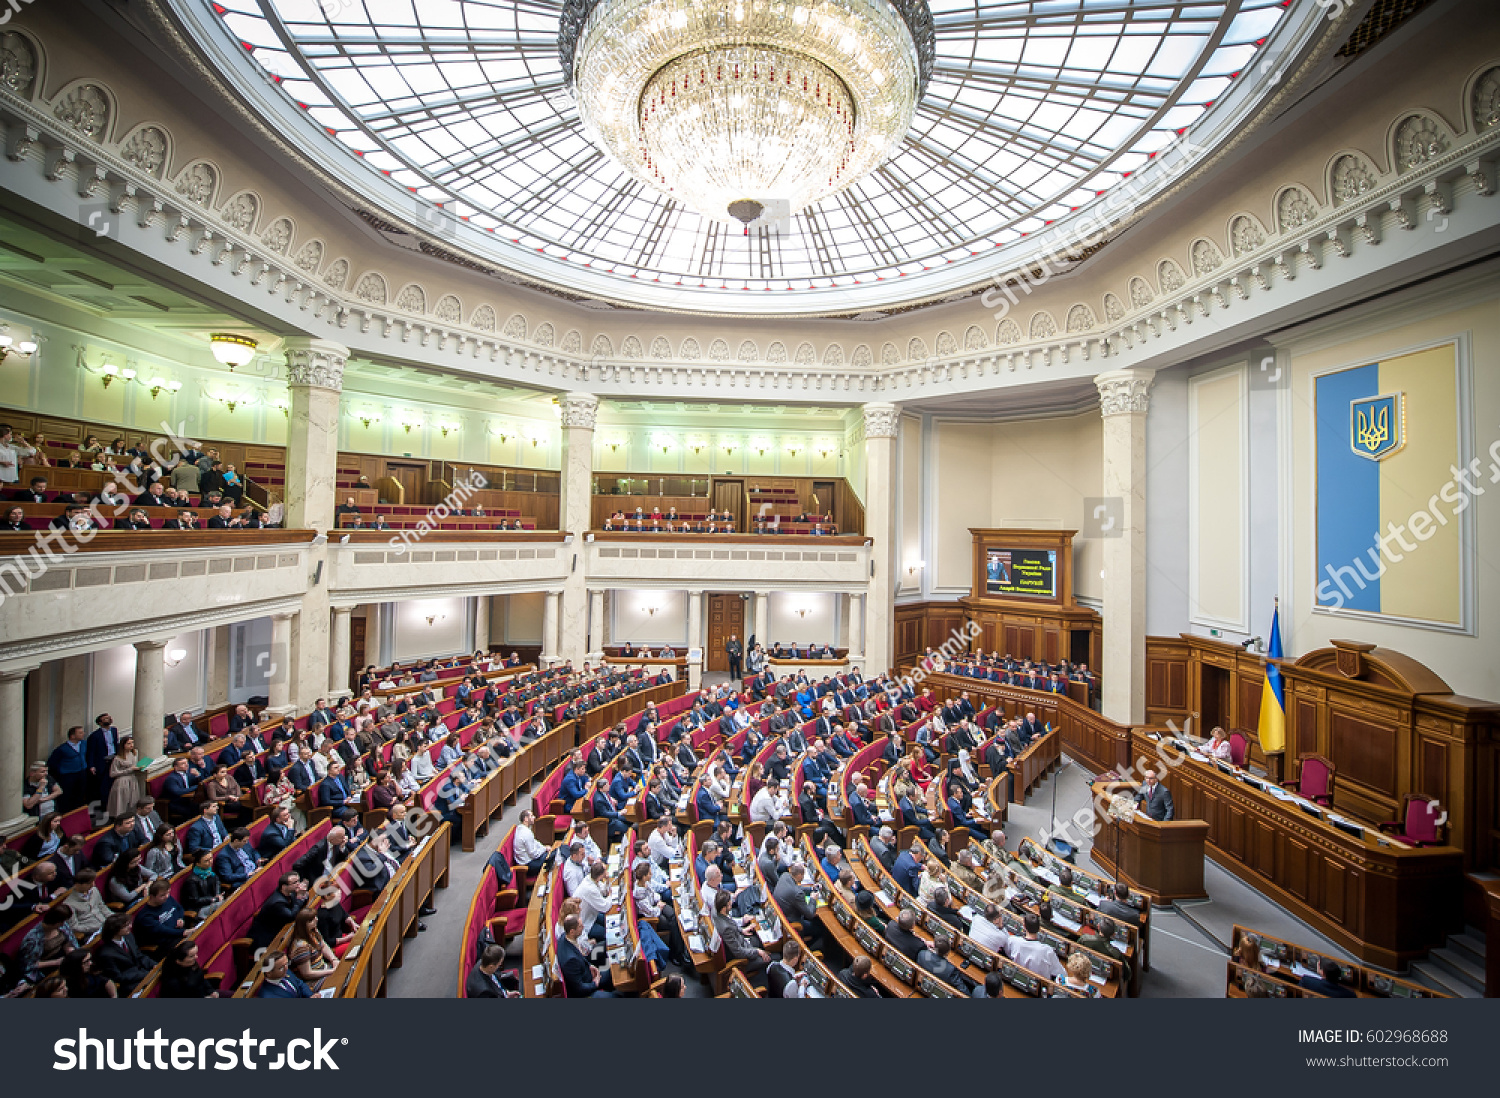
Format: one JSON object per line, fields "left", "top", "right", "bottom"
{"left": 985, "top": 548, "right": 1058, "bottom": 599}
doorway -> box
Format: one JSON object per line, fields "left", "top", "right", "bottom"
{"left": 387, "top": 462, "right": 426, "bottom": 504}
{"left": 706, "top": 593, "right": 747, "bottom": 673}
{"left": 1200, "top": 664, "right": 1232, "bottom": 732}
{"left": 812, "top": 480, "right": 837, "bottom": 524}
{"left": 712, "top": 478, "right": 744, "bottom": 530}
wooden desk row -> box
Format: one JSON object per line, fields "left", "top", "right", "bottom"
{"left": 1225, "top": 924, "right": 1446, "bottom": 999}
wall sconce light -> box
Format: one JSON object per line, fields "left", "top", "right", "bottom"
{"left": 209, "top": 333, "right": 257, "bottom": 371}
{"left": 490, "top": 423, "right": 511, "bottom": 442}
{"left": 273, "top": 398, "right": 289, "bottom": 417}
{"left": 528, "top": 430, "right": 547, "bottom": 448}
{"left": 906, "top": 560, "right": 926, "bottom": 576}
{"left": 437, "top": 420, "right": 458, "bottom": 437}
{"left": 146, "top": 376, "right": 183, "bottom": 400}
{"left": 163, "top": 647, "right": 187, "bottom": 668}
{"left": 654, "top": 434, "right": 674, "bottom": 454}
{"left": 721, "top": 440, "right": 738, "bottom": 456}
{"left": 752, "top": 438, "right": 770, "bottom": 456}
{"left": 795, "top": 607, "right": 810, "bottom": 619}
{"left": 358, "top": 412, "right": 381, "bottom": 430}
{"left": 787, "top": 444, "right": 803, "bottom": 458}
{"left": 817, "top": 439, "right": 838, "bottom": 459}
{"left": 214, "top": 390, "right": 253, "bottom": 414}
{"left": 0, "top": 330, "right": 38, "bottom": 365}
{"left": 642, "top": 605, "right": 660, "bottom": 616}
{"left": 100, "top": 362, "right": 135, "bottom": 388}
{"left": 399, "top": 415, "right": 422, "bottom": 435}
{"left": 687, "top": 437, "right": 706, "bottom": 455}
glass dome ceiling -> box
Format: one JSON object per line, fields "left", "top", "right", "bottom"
{"left": 187, "top": 0, "right": 1305, "bottom": 315}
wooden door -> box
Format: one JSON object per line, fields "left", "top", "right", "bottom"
{"left": 712, "top": 479, "right": 744, "bottom": 530}
{"left": 812, "top": 480, "right": 836, "bottom": 524}
{"left": 706, "top": 593, "right": 746, "bottom": 673}
{"left": 349, "top": 615, "right": 367, "bottom": 693}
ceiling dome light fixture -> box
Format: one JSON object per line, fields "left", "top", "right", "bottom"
{"left": 209, "top": 333, "right": 258, "bottom": 371}
{"left": 561, "top": 0, "right": 933, "bottom": 225}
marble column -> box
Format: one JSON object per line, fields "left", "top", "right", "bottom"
{"left": 131, "top": 640, "right": 168, "bottom": 759}
{"left": 1095, "top": 368, "right": 1155, "bottom": 725}
{"left": 541, "top": 591, "right": 561, "bottom": 665}
{"left": 268, "top": 612, "right": 295, "bottom": 713}
{"left": 473, "top": 595, "right": 491, "bottom": 654}
{"left": 329, "top": 606, "right": 353, "bottom": 698}
{"left": 686, "top": 589, "right": 704, "bottom": 690}
{"left": 754, "top": 590, "right": 770, "bottom": 648}
{"left": 862, "top": 402, "right": 901, "bottom": 675}
{"left": 587, "top": 590, "right": 604, "bottom": 661}
{"left": 848, "top": 592, "right": 865, "bottom": 668}
{"left": 558, "top": 393, "right": 597, "bottom": 667}
{"left": 57, "top": 656, "right": 92, "bottom": 747}
{"left": 205, "top": 626, "right": 231, "bottom": 708}
{"left": 0, "top": 665, "right": 37, "bottom": 828}
{"left": 282, "top": 338, "right": 343, "bottom": 712}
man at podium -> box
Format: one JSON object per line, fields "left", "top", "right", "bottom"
{"left": 1135, "top": 769, "right": 1174, "bottom": 822}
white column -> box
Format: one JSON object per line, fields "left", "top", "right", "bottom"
{"left": 473, "top": 595, "right": 491, "bottom": 654}
{"left": 862, "top": 403, "right": 900, "bottom": 675}
{"left": 0, "top": 666, "right": 37, "bottom": 828}
{"left": 558, "top": 393, "right": 597, "bottom": 666}
{"left": 541, "top": 591, "right": 561, "bottom": 665}
{"left": 282, "top": 338, "right": 348, "bottom": 534}
{"left": 1095, "top": 368, "right": 1155, "bottom": 725}
{"left": 131, "top": 640, "right": 168, "bottom": 759}
{"left": 754, "top": 590, "right": 770, "bottom": 648}
{"left": 268, "top": 613, "right": 295, "bottom": 714}
{"left": 587, "top": 590, "right": 604, "bottom": 661}
{"left": 686, "top": 589, "right": 704, "bottom": 690}
{"left": 329, "top": 606, "right": 353, "bottom": 698}
{"left": 848, "top": 592, "right": 865, "bottom": 666}
{"left": 205, "top": 627, "right": 231, "bottom": 708}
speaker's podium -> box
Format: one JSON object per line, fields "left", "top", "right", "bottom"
{"left": 1088, "top": 781, "right": 1209, "bottom": 903}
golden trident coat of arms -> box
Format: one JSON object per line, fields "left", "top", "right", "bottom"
{"left": 1349, "top": 392, "right": 1406, "bottom": 461}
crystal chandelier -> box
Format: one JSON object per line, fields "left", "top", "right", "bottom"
{"left": 560, "top": 0, "right": 934, "bottom": 225}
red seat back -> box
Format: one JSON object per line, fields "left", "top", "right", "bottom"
{"left": 1298, "top": 756, "right": 1332, "bottom": 800}
{"left": 1228, "top": 732, "right": 1251, "bottom": 767}
{"left": 1403, "top": 795, "right": 1442, "bottom": 844}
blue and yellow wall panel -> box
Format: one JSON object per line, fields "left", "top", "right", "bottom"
{"left": 1314, "top": 342, "right": 1463, "bottom": 625}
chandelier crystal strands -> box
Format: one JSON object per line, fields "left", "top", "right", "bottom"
{"left": 561, "top": 0, "right": 934, "bottom": 225}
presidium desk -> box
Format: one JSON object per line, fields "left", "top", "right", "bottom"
{"left": 923, "top": 671, "right": 1464, "bottom": 970}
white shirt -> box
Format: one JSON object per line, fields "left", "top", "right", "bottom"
{"left": 647, "top": 828, "right": 681, "bottom": 866}
{"left": 562, "top": 856, "right": 589, "bottom": 897}
{"left": 0, "top": 438, "right": 35, "bottom": 483}
{"left": 968, "top": 916, "right": 1010, "bottom": 954}
{"left": 576, "top": 877, "right": 614, "bottom": 928}
{"left": 700, "top": 878, "right": 724, "bottom": 911}
{"left": 1005, "top": 935, "right": 1066, "bottom": 982}
{"left": 1204, "top": 738, "right": 1233, "bottom": 761}
{"left": 514, "top": 824, "right": 548, "bottom": 865}
{"left": 770, "top": 961, "right": 808, "bottom": 998}
{"left": 749, "top": 787, "right": 781, "bottom": 826}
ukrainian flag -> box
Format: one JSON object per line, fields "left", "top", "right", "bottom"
{"left": 1257, "top": 603, "right": 1285, "bottom": 754}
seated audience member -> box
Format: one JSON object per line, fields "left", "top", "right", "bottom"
{"left": 255, "top": 950, "right": 313, "bottom": 998}
{"left": 1004, "top": 913, "right": 1066, "bottom": 983}
{"left": 213, "top": 827, "right": 260, "bottom": 890}
{"left": 0, "top": 505, "right": 26, "bottom": 531}
{"left": 180, "top": 849, "right": 224, "bottom": 918}
{"left": 287, "top": 910, "right": 339, "bottom": 986}
{"left": 163, "top": 508, "right": 201, "bottom": 531}
{"left": 93, "top": 913, "right": 153, "bottom": 995}
{"left": 1299, "top": 957, "right": 1357, "bottom": 998}
{"left": 160, "top": 939, "right": 220, "bottom": 998}
{"left": 115, "top": 508, "right": 154, "bottom": 530}
{"left": 249, "top": 873, "right": 308, "bottom": 951}
{"left": 133, "top": 880, "right": 187, "bottom": 952}
{"left": 557, "top": 913, "right": 616, "bottom": 997}
{"left": 466, "top": 944, "right": 521, "bottom": 998}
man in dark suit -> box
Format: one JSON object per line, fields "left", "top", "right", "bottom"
{"left": 1017, "top": 712, "right": 1043, "bottom": 743}
{"left": 166, "top": 711, "right": 206, "bottom": 754}
{"left": 94, "top": 914, "right": 154, "bottom": 993}
{"left": 946, "top": 791, "right": 989, "bottom": 841}
{"left": 771, "top": 863, "right": 828, "bottom": 952}
{"left": 891, "top": 845, "right": 924, "bottom": 896}
{"left": 213, "top": 828, "right": 260, "bottom": 890}
{"left": 287, "top": 747, "right": 318, "bottom": 793}
{"left": 725, "top": 634, "right": 743, "bottom": 680}
{"left": 249, "top": 873, "right": 308, "bottom": 951}
{"left": 1299, "top": 957, "right": 1356, "bottom": 998}
{"left": 1136, "top": 769, "right": 1174, "bottom": 822}
{"left": 85, "top": 714, "right": 120, "bottom": 807}
{"left": 133, "top": 881, "right": 187, "bottom": 951}
{"left": 558, "top": 914, "right": 616, "bottom": 996}
{"left": 352, "top": 834, "right": 402, "bottom": 895}
{"left": 466, "top": 944, "right": 520, "bottom": 998}
{"left": 184, "top": 802, "right": 229, "bottom": 856}
{"left": 257, "top": 806, "right": 297, "bottom": 859}
{"left": 838, "top": 956, "right": 883, "bottom": 997}
{"left": 917, "top": 930, "right": 974, "bottom": 994}
{"left": 591, "top": 787, "right": 628, "bottom": 846}
{"left": 47, "top": 835, "right": 83, "bottom": 889}
{"left": 90, "top": 815, "right": 142, "bottom": 868}
{"left": 158, "top": 757, "right": 198, "bottom": 823}
{"left": 11, "top": 476, "right": 51, "bottom": 503}
{"left": 883, "top": 908, "right": 925, "bottom": 961}
{"left": 1099, "top": 881, "right": 1140, "bottom": 925}
{"left": 847, "top": 781, "right": 877, "bottom": 828}
{"left": 46, "top": 725, "right": 89, "bottom": 811}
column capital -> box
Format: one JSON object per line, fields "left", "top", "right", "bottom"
{"left": 331, "top": 604, "right": 353, "bottom": 616}
{"left": 0, "top": 664, "right": 38, "bottom": 683}
{"left": 558, "top": 391, "right": 600, "bottom": 430}
{"left": 132, "top": 638, "right": 170, "bottom": 653}
{"left": 862, "top": 401, "right": 901, "bottom": 439}
{"left": 282, "top": 337, "right": 349, "bottom": 391}
{"left": 271, "top": 611, "right": 298, "bottom": 623}
{"left": 1094, "top": 368, "right": 1156, "bottom": 417}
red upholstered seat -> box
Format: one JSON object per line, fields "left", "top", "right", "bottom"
{"left": 1285, "top": 755, "right": 1335, "bottom": 805}
{"left": 1379, "top": 793, "right": 1447, "bottom": 846}
{"left": 1228, "top": 732, "right": 1252, "bottom": 768}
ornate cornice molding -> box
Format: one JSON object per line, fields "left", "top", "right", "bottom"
{"left": 1094, "top": 369, "right": 1155, "bottom": 417}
